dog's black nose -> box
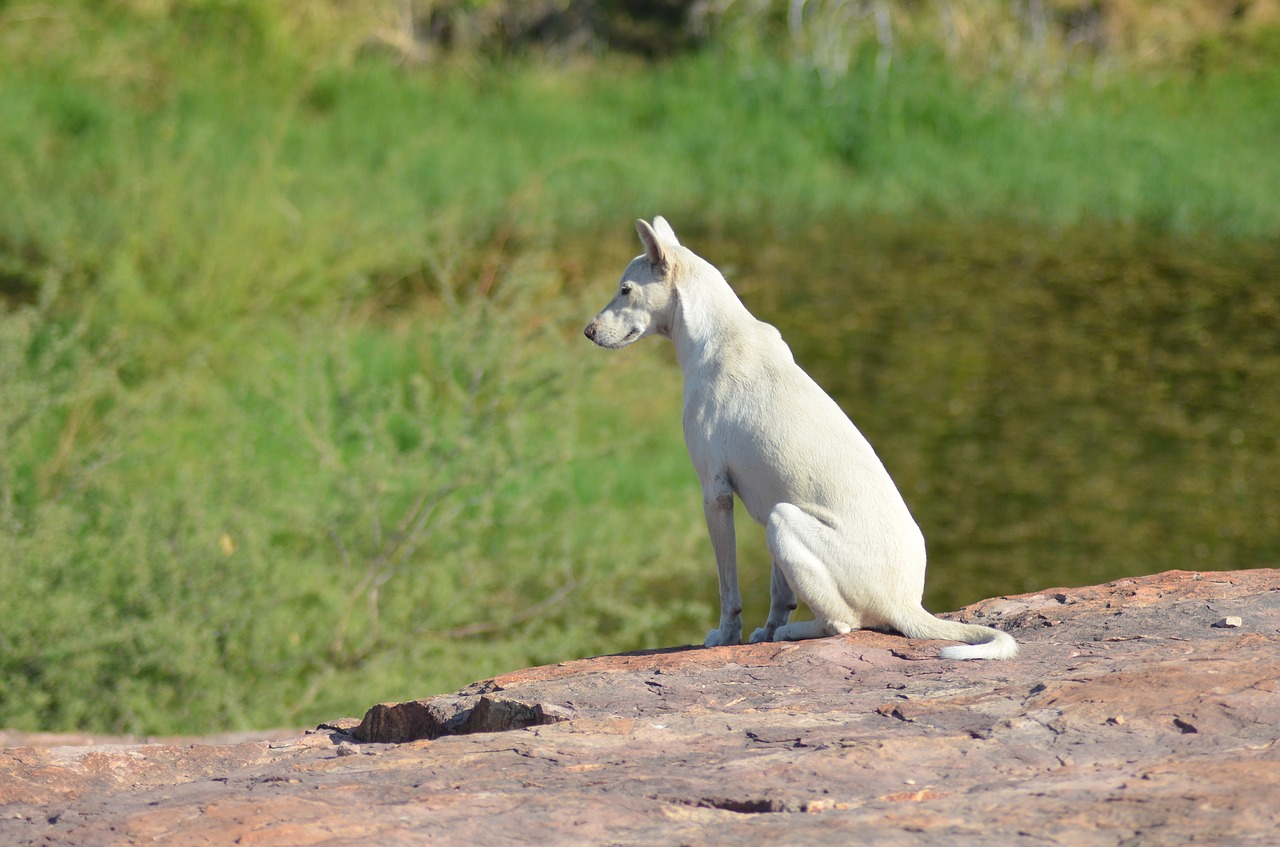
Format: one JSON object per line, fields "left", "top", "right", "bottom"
{"left": 584, "top": 323, "right": 596, "bottom": 341}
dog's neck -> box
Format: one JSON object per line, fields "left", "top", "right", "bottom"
{"left": 668, "top": 267, "right": 755, "bottom": 375}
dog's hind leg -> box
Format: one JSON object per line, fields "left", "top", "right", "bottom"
{"left": 749, "top": 563, "right": 797, "bottom": 643}
{"left": 764, "top": 503, "right": 860, "bottom": 642}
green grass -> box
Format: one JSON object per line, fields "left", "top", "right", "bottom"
{"left": 1, "top": 4, "right": 1277, "bottom": 734}
{"left": 1, "top": 276, "right": 712, "bottom": 732}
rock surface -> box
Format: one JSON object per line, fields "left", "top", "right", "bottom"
{"left": 2, "top": 569, "right": 1277, "bottom": 846}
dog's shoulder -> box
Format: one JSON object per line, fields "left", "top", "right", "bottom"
{"left": 745, "top": 318, "right": 795, "bottom": 366}
{"left": 706, "top": 318, "right": 799, "bottom": 388}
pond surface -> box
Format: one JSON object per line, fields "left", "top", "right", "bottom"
{"left": 582, "top": 217, "right": 1280, "bottom": 610}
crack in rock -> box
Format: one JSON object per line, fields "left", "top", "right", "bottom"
{"left": 352, "top": 694, "right": 575, "bottom": 743}
{"left": 665, "top": 795, "right": 800, "bottom": 814}
{"left": 698, "top": 796, "right": 793, "bottom": 814}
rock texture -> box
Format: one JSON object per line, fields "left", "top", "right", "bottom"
{"left": 3, "top": 569, "right": 1278, "bottom": 846}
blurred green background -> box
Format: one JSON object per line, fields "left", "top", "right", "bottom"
{"left": 1, "top": 0, "right": 1277, "bottom": 734}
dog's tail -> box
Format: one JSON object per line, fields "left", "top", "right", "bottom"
{"left": 893, "top": 607, "right": 1019, "bottom": 660}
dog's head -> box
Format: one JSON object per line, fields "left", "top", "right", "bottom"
{"left": 583, "top": 217, "right": 681, "bottom": 349}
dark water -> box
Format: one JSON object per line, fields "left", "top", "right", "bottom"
{"left": 591, "top": 217, "right": 1280, "bottom": 610}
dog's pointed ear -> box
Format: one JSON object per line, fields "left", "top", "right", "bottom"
{"left": 636, "top": 218, "right": 673, "bottom": 271}
{"left": 651, "top": 216, "right": 680, "bottom": 246}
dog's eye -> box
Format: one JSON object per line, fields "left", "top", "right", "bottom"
{"left": 620, "top": 283, "right": 633, "bottom": 297}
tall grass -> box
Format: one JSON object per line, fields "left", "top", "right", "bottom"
{"left": 1, "top": 3, "right": 1277, "bottom": 733}
{"left": 1, "top": 259, "right": 714, "bottom": 732}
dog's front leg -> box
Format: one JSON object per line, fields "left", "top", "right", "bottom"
{"left": 702, "top": 484, "right": 742, "bottom": 647}
{"left": 749, "top": 563, "right": 797, "bottom": 643}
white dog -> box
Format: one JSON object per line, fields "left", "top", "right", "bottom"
{"left": 585, "top": 217, "right": 1017, "bottom": 660}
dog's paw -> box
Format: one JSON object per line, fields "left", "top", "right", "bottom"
{"left": 748, "top": 626, "right": 776, "bottom": 644}
{"left": 704, "top": 625, "right": 742, "bottom": 648}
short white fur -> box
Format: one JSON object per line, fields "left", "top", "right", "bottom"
{"left": 584, "top": 217, "right": 1018, "bottom": 660}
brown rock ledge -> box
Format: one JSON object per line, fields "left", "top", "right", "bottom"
{"left": 2, "top": 568, "right": 1277, "bottom": 846}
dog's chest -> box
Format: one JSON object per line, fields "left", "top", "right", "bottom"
{"left": 681, "top": 367, "right": 778, "bottom": 476}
